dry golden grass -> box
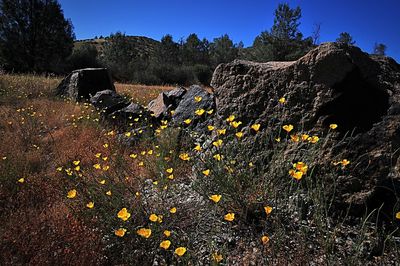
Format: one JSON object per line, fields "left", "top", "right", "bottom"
{"left": 115, "top": 83, "right": 174, "bottom": 105}
{"left": 0, "top": 74, "right": 178, "bottom": 264}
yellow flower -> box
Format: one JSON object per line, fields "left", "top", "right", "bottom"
{"left": 164, "top": 230, "right": 171, "bottom": 237}
{"left": 209, "top": 194, "right": 222, "bottom": 203}
{"left": 341, "top": 159, "right": 350, "bottom": 166}
{"left": 329, "top": 124, "right": 338, "bottom": 129}
{"left": 175, "top": 247, "right": 187, "bottom": 256}
{"left": 301, "top": 134, "right": 309, "bottom": 141}
{"left": 117, "top": 208, "right": 131, "bottom": 221}
{"left": 206, "top": 109, "right": 214, "bottom": 114}
{"left": 93, "top": 163, "right": 101, "bottom": 169}
{"left": 195, "top": 109, "right": 205, "bottom": 116}
{"left": 137, "top": 228, "right": 152, "bottom": 238}
{"left": 103, "top": 143, "right": 109, "bottom": 148}
{"left": 226, "top": 115, "right": 235, "bottom": 122}
{"left": 212, "top": 139, "right": 223, "bottom": 148}
{"left": 141, "top": 151, "right": 146, "bottom": 155}
{"left": 129, "top": 153, "right": 137, "bottom": 158}
{"left": 282, "top": 124, "right": 293, "bottom": 133}
{"left": 231, "top": 121, "right": 242, "bottom": 128}
{"left": 166, "top": 168, "right": 173, "bottom": 174}
{"left": 224, "top": 212, "right": 235, "bottom": 222}
{"left": 251, "top": 123, "right": 261, "bottom": 132}
{"left": 294, "top": 162, "right": 308, "bottom": 174}
{"left": 102, "top": 165, "right": 110, "bottom": 171}
{"left": 106, "top": 190, "right": 112, "bottom": 196}
{"left": 115, "top": 228, "right": 127, "bottom": 237}
{"left": 261, "top": 235, "right": 270, "bottom": 244}
{"left": 18, "top": 178, "right": 25, "bottom": 183}
{"left": 308, "top": 136, "right": 319, "bottom": 143}
{"left": 95, "top": 153, "right": 102, "bottom": 158}
{"left": 213, "top": 154, "right": 222, "bottom": 161}
{"left": 289, "top": 170, "right": 303, "bottom": 180}
{"left": 184, "top": 119, "right": 192, "bottom": 125}
{"left": 275, "top": 137, "right": 281, "bottom": 142}
{"left": 149, "top": 214, "right": 159, "bottom": 222}
{"left": 67, "top": 189, "right": 77, "bottom": 199}
{"left": 125, "top": 132, "right": 131, "bottom": 137}
{"left": 160, "top": 240, "right": 171, "bottom": 250}
{"left": 202, "top": 169, "right": 210, "bottom": 176}
{"left": 207, "top": 125, "right": 215, "bottom": 131}
{"left": 217, "top": 129, "right": 226, "bottom": 135}
{"left": 264, "top": 206, "right": 273, "bottom": 215}
{"left": 396, "top": 212, "right": 400, "bottom": 219}
{"left": 212, "top": 252, "right": 223, "bottom": 263}
{"left": 138, "top": 161, "right": 144, "bottom": 167}
{"left": 290, "top": 135, "right": 300, "bottom": 142}
{"left": 86, "top": 202, "right": 94, "bottom": 209}
{"left": 56, "top": 166, "right": 63, "bottom": 172}
{"left": 194, "top": 96, "right": 202, "bottom": 102}
{"left": 73, "top": 160, "right": 80, "bottom": 166}
{"left": 179, "top": 153, "right": 190, "bottom": 161}
{"left": 279, "top": 97, "right": 286, "bottom": 104}
{"left": 194, "top": 144, "right": 202, "bottom": 151}
{"left": 235, "top": 132, "right": 243, "bottom": 139}
{"left": 170, "top": 207, "right": 177, "bottom": 214}
{"left": 99, "top": 179, "right": 106, "bottom": 185}
{"left": 167, "top": 174, "right": 174, "bottom": 180}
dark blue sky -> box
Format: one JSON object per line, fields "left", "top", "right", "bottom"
{"left": 58, "top": 0, "right": 400, "bottom": 62}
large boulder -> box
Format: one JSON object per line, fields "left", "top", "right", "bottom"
{"left": 56, "top": 68, "right": 115, "bottom": 101}
{"left": 147, "top": 87, "right": 186, "bottom": 119}
{"left": 171, "top": 85, "right": 216, "bottom": 130}
{"left": 211, "top": 42, "right": 400, "bottom": 215}
{"left": 90, "top": 90, "right": 130, "bottom": 116}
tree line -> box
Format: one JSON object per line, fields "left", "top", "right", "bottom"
{"left": 0, "top": 0, "right": 389, "bottom": 85}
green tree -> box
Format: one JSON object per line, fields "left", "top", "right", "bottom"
{"left": 155, "top": 34, "right": 180, "bottom": 65}
{"left": 336, "top": 32, "right": 355, "bottom": 45}
{"left": 210, "top": 34, "right": 239, "bottom": 67}
{"left": 0, "top": 0, "right": 75, "bottom": 73}
{"left": 249, "top": 3, "right": 312, "bottom": 62}
{"left": 67, "top": 43, "right": 100, "bottom": 70}
{"left": 372, "top": 42, "right": 387, "bottom": 56}
{"left": 181, "top": 34, "right": 210, "bottom": 65}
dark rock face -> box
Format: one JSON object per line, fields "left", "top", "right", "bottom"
{"left": 90, "top": 90, "right": 130, "bottom": 115}
{"left": 172, "top": 85, "right": 216, "bottom": 130}
{"left": 56, "top": 68, "right": 115, "bottom": 101}
{"left": 109, "top": 103, "right": 153, "bottom": 131}
{"left": 147, "top": 87, "right": 187, "bottom": 119}
{"left": 211, "top": 42, "right": 400, "bottom": 215}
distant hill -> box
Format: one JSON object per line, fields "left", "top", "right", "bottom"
{"left": 74, "top": 36, "right": 160, "bottom": 57}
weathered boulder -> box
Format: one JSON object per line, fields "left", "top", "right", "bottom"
{"left": 109, "top": 102, "right": 153, "bottom": 131}
{"left": 90, "top": 90, "right": 130, "bottom": 116}
{"left": 211, "top": 42, "right": 400, "bottom": 216}
{"left": 147, "top": 87, "right": 187, "bottom": 119}
{"left": 171, "top": 85, "right": 216, "bottom": 130}
{"left": 56, "top": 68, "right": 115, "bottom": 101}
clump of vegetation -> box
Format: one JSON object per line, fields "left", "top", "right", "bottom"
{"left": 1, "top": 74, "right": 399, "bottom": 264}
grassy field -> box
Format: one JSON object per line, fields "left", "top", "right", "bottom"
{"left": 1, "top": 73, "right": 399, "bottom": 265}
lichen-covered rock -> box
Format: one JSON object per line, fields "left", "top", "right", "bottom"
{"left": 90, "top": 90, "right": 130, "bottom": 115}
{"left": 147, "top": 86, "right": 187, "bottom": 119}
{"left": 56, "top": 68, "right": 115, "bottom": 101}
{"left": 172, "top": 85, "right": 215, "bottom": 131}
{"left": 211, "top": 42, "right": 400, "bottom": 215}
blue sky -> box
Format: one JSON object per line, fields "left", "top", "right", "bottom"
{"left": 58, "top": 0, "right": 400, "bottom": 62}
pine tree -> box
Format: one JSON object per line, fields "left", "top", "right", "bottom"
{"left": 0, "top": 0, "right": 75, "bottom": 73}
{"left": 336, "top": 32, "right": 355, "bottom": 45}
{"left": 372, "top": 43, "right": 387, "bottom": 56}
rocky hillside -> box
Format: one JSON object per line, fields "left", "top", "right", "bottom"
{"left": 74, "top": 36, "right": 160, "bottom": 57}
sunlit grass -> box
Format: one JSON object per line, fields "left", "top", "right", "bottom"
{"left": 0, "top": 73, "right": 399, "bottom": 265}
